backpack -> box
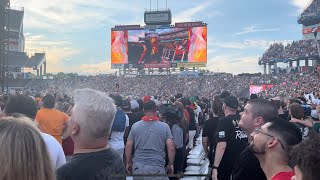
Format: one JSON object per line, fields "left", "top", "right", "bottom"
{"left": 111, "top": 108, "right": 126, "bottom": 132}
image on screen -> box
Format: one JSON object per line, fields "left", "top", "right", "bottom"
{"left": 111, "top": 26, "right": 207, "bottom": 68}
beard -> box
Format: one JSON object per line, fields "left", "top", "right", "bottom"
{"left": 248, "top": 141, "right": 266, "bottom": 155}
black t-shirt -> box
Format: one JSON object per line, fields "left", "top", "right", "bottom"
{"left": 186, "top": 106, "right": 197, "bottom": 130}
{"left": 126, "top": 112, "right": 140, "bottom": 131}
{"left": 57, "top": 148, "right": 125, "bottom": 180}
{"left": 216, "top": 114, "right": 248, "bottom": 180}
{"left": 293, "top": 122, "right": 310, "bottom": 140}
{"left": 202, "top": 117, "right": 219, "bottom": 155}
{"left": 135, "top": 111, "right": 145, "bottom": 121}
{"left": 232, "top": 148, "right": 266, "bottom": 180}
{"left": 279, "top": 114, "right": 288, "bottom": 121}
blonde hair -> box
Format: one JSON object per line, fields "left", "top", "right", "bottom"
{"left": 0, "top": 116, "right": 56, "bottom": 180}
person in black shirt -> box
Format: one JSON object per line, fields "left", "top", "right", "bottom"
{"left": 271, "top": 98, "right": 288, "bottom": 121}
{"left": 134, "top": 99, "right": 145, "bottom": 120}
{"left": 202, "top": 112, "right": 219, "bottom": 166}
{"left": 57, "top": 148, "right": 124, "bottom": 180}
{"left": 202, "top": 96, "right": 221, "bottom": 166}
{"left": 232, "top": 99, "right": 278, "bottom": 180}
{"left": 211, "top": 96, "right": 248, "bottom": 180}
{"left": 123, "top": 99, "right": 140, "bottom": 145}
{"left": 288, "top": 103, "right": 312, "bottom": 140}
{"left": 57, "top": 89, "right": 125, "bottom": 180}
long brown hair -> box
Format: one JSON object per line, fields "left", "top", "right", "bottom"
{"left": 0, "top": 116, "right": 56, "bottom": 180}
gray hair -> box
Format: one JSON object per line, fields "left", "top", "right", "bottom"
{"left": 73, "top": 88, "right": 116, "bottom": 139}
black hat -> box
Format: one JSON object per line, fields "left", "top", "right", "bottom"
{"left": 164, "top": 105, "right": 183, "bottom": 120}
{"left": 122, "top": 99, "right": 131, "bottom": 110}
{"left": 112, "top": 95, "right": 123, "bottom": 107}
{"left": 223, "top": 96, "right": 239, "bottom": 109}
{"left": 220, "top": 91, "right": 231, "bottom": 99}
{"left": 250, "top": 94, "right": 258, "bottom": 100}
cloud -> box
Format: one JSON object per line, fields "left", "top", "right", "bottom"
{"left": 211, "top": 39, "right": 271, "bottom": 50}
{"left": 218, "top": 41, "right": 268, "bottom": 50}
{"left": 79, "top": 61, "right": 116, "bottom": 74}
{"left": 210, "top": 38, "right": 292, "bottom": 50}
{"left": 23, "top": 47, "right": 79, "bottom": 73}
{"left": 290, "top": 0, "right": 313, "bottom": 12}
{"left": 205, "top": 54, "right": 262, "bottom": 74}
{"left": 173, "top": 1, "right": 221, "bottom": 23}
{"left": 235, "top": 25, "right": 280, "bottom": 35}
{"left": 24, "top": 34, "right": 71, "bottom": 47}
{"left": 12, "top": 0, "right": 144, "bottom": 32}
{"left": 23, "top": 33, "right": 79, "bottom": 73}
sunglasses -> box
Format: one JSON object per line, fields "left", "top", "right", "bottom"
{"left": 254, "top": 128, "right": 285, "bottom": 150}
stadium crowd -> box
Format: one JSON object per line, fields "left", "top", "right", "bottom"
{"left": 0, "top": 69, "right": 320, "bottom": 180}
{"left": 22, "top": 70, "right": 320, "bottom": 100}
{"left": 260, "top": 39, "right": 320, "bottom": 63}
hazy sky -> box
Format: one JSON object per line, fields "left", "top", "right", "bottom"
{"left": 11, "top": 0, "right": 312, "bottom": 74}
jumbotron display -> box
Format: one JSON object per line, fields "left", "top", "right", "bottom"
{"left": 111, "top": 25, "right": 207, "bottom": 69}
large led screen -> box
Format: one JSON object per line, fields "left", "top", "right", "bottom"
{"left": 111, "top": 26, "right": 207, "bottom": 68}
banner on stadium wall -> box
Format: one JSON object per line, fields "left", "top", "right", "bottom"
{"left": 175, "top": 21, "right": 203, "bottom": 28}
{"left": 113, "top": 25, "right": 141, "bottom": 30}
{"left": 303, "top": 25, "right": 320, "bottom": 34}
{"left": 144, "top": 63, "right": 171, "bottom": 68}
{"left": 177, "top": 62, "right": 207, "bottom": 68}
{"left": 249, "top": 84, "right": 274, "bottom": 95}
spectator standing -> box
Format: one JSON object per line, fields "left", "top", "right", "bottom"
{"left": 249, "top": 120, "right": 302, "bottom": 180}
{"left": 35, "top": 93, "right": 69, "bottom": 145}
{"left": 109, "top": 95, "right": 129, "bottom": 160}
{"left": 125, "top": 100, "right": 175, "bottom": 180}
{"left": 233, "top": 99, "right": 279, "bottom": 180}
{"left": 291, "top": 133, "right": 320, "bottom": 180}
{"left": 211, "top": 96, "right": 248, "bottom": 180}
{"left": 57, "top": 88, "right": 124, "bottom": 180}
{"left": 5, "top": 95, "right": 66, "bottom": 169}
{"left": 202, "top": 111, "right": 219, "bottom": 166}
{"left": 0, "top": 116, "right": 56, "bottom": 180}
{"left": 289, "top": 103, "right": 313, "bottom": 140}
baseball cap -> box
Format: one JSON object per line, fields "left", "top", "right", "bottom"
{"left": 122, "top": 99, "right": 131, "bottom": 109}
{"left": 143, "top": 96, "right": 151, "bottom": 103}
{"left": 223, "top": 96, "right": 239, "bottom": 109}
{"left": 220, "top": 91, "right": 231, "bottom": 99}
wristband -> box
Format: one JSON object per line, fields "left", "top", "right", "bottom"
{"left": 212, "top": 166, "right": 219, "bottom": 169}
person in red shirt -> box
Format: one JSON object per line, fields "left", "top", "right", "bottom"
{"left": 248, "top": 120, "right": 302, "bottom": 180}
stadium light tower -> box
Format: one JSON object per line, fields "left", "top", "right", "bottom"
{"left": 0, "top": 0, "right": 10, "bottom": 93}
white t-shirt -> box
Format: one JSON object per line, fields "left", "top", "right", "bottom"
{"left": 195, "top": 105, "right": 202, "bottom": 124}
{"left": 41, "top": 133, "right": 66, "bottom": 169}
{"left": 109, "top": 114, "right": 129, "bottom": 150}
{"left": 304, "top": 93, "right": 320, "bottom": 105}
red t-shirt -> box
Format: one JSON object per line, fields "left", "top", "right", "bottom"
{"left": 272, "top": 171, "right": 295, "bottom": 180}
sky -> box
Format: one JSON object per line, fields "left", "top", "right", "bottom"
{"left": 11, "top": 0, "right": 313, "bottom": 75}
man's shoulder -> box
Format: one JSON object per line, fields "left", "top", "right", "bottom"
{"left": 57, "top": 149, "right": 124, "bottom": 180}
{"left": 223, "top": 114, "right": 240, "bottom": 120}
{"left": 238, "top": 148, "right": 258, "bottom": 163}
{"left": 220, "top": 115, "right": 240, "bottom": 125}
{"left": 232, "top": 148, "right": 267, "bottom": 180}
{"left": 133, "top": 120, "right": 168, "bottom": 126}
